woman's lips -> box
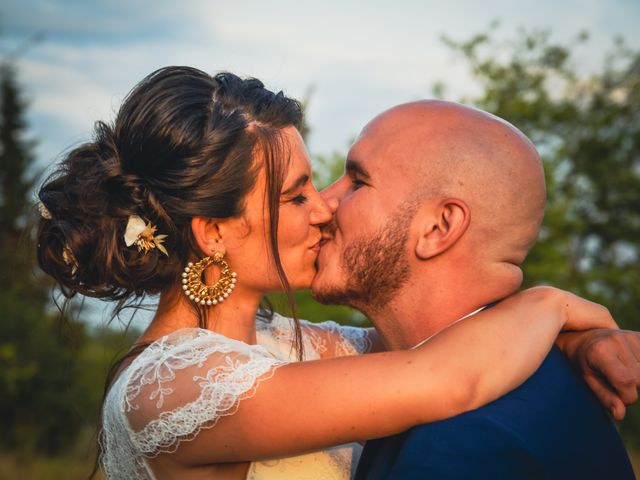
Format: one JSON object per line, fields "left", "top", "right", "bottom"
{"left": 310, "top": 239, "right": 322, "bottom": 252}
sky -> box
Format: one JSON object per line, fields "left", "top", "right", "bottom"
{"left": 2, "top": 0, "right": 639, "bottom": 326}
{"left": 3, "top": 0, "right": 640, "bottom": 171}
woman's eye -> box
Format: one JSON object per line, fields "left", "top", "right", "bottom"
{"left": 291, "top": 194, "right": 308, "bottom": 205}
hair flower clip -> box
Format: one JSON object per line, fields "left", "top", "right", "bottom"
{"left": 37, "top": 201, "right": 53, "bottom": 220}
{"left": 124, "top": 215, "right": 168, "bottom": 256}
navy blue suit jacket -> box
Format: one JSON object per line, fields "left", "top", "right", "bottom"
{"left": 355, "top": 347, "right": 634, "bottom": 479}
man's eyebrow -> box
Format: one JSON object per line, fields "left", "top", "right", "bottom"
{"left": 281, "top": 174, "right": 309, "bottom": 196}
{"left": 345, "top": 159, "right": 371, "bottom": 180}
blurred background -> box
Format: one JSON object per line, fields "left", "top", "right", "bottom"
{"left": 1, "top": 0, "right": 639, "bottom": 478}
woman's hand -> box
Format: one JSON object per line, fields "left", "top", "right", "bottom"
{"left": 557, "top": 329, "right": 640, "bottom": 420}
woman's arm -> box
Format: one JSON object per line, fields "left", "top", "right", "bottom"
{"left": 334, "top": 302, "right": 638, "bottom": 418}
{"left": 161, "top": 287, "right": 614, "bottom": 466}
{"left": 312, "top": 311, "right": 640, "bottom": 415}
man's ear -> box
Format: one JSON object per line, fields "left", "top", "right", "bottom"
{"left": 414, "top": 198, "right": 470, "bottom": 260}
{"left": 191, "top": 217, "right": 226, "bottom": 257}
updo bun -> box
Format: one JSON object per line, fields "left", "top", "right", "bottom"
{"left": 36, "top": 66, "right": 303, "bottom": 304}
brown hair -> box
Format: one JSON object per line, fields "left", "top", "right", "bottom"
{"left": 35, "top": 67, "right": 306, "bottom": 476}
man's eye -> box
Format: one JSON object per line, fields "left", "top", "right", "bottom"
{"left": 351, "top": 178, "right": 366, "bottom": 190}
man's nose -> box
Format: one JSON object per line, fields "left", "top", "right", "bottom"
{"left": 320, "top": 180, "right": 343, "bottom": 214}
{"left": 310, "top": 194, "right": 333, "bottom": 225}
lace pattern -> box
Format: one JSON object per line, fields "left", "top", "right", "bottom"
{"left": 128, "top": 335, "right": 284, "bottom": 455}
{"left": 100, "top": 315, "right": 371, "bottom": 479}
{"left": 257, "top": 314, "right": 372, "bottom": 361}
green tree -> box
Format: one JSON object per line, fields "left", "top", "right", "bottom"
{"left": 439, "top": 26, "right": 640, "bottom": 445}
{"left": 0, "top": 62, "right": 90, "bottom": 455}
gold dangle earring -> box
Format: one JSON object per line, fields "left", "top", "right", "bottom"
{"left": 182, "top": 252, "right": 237, "bottom": 306}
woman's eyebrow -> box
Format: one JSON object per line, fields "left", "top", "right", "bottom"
{"left": 282, "top": 174, "right": 309, "bottom": 195}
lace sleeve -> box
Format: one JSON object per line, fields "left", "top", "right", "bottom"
{"left": 301, "top": 320, "right": 373, "bottom": 358}
{"left": 104, "top": 329, "right": 285, "bottom": 472}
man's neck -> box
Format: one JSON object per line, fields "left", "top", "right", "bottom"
{"left": 365, "top": 271, "right": 519, "bottom": 350}
{"left": 366, "top": 295, "right": 483, "bottom": 351}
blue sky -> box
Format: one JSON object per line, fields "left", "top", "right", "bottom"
{"left": 3, "top": 0, "right": 640, "bottom": 174}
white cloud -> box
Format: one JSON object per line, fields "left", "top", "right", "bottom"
{"left": 7, "top": 0, "right": 640, "bottom": 166}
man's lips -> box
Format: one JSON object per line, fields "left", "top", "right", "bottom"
{"left": 318, "top": 235, "right": 333, "bottom": 250}
{"left": 310, "top": 238, "right": 323, "bottom": 252}
{"left": 311, "top": 231, "right": 334, "bottom": 251}
{"left": 320, "top": 232, "right": 333, "bottom": 244}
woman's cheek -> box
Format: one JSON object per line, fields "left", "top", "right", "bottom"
{"left": 282, "top": 209, "right": 310, "bottom": 248}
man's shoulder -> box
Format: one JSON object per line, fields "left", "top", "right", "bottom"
{"left": 357, "top": 348, "right": 634, "bottom": 479}
{"left": 388, "top": 347, "right": 633, "bottom": 479}
{"left": 361, "top": 348, "right": 571, "bottom": 471}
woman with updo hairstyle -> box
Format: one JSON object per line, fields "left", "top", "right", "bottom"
{"left": 35, "top": 67, "right": 623, "bottom": 479}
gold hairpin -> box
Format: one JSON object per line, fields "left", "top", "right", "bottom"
{"left": 124, "top": 215, "right": 168, "bottom": 256}
{"left": 62, "top": 245, "right": 79, "bottom": 275}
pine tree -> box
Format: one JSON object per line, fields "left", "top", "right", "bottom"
{"left": 0, "top": 64, "right": 33, "bottom": 237}
{"left": 0, "top": 62, "right": 89, "bottom": 455}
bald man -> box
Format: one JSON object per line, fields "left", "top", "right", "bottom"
{"left": 312, "top": 101, "right": 634, "bottom": 479}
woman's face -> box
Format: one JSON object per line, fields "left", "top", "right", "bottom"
{"left": 222, "top": 126, "right": 332, "bottom": 294}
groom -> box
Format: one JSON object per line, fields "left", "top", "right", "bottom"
{"left": 312, "top": 100, "right": 635, "bottom": 478}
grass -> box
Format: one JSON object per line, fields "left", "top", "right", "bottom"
{"left": 0, "top": 453, "right": 101, "bottom": 480}
{"left": 1, "top": 438, "right": 638, "bottom": 479}
{"left": 0, "top": 427, "right": 102, "bottom": 480}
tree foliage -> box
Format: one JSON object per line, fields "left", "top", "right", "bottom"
{"left": 439, "top": 26, "right": 640, "bottom": 444}
{"left": 0, "top": 62, "right": 123, "bottom": 456}
{"left": 439, "top": 28, "right": 640, "bottom": 328}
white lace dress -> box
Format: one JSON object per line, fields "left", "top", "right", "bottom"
{"left": 100, "top": 313, "right": 372, "bottom": 479}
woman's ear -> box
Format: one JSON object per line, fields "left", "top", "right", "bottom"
{"left": 191, "top": 217, "right": 226, "bottom": 257}
{"left": 414, "top": 198, "right": 470, "bottom": 260}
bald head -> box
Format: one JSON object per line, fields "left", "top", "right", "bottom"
{"left": 354, "top": 100, "right": 546, "bottom": 264}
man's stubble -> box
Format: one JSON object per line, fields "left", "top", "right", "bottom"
{"left": 314, "top": 203, "right": 416, "bottom": 313}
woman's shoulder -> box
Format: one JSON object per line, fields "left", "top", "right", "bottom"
{"left": 104, "top": 327, "right": 285, "bottom": 459}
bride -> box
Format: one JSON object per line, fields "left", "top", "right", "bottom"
{"left": 36, "top": 66, "right": 632, "bottom": 479}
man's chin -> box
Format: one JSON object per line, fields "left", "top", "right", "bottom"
{"left": 310, "top": 274, "right": 332, "bottom": 305}
{"left": 312, "top": 245, "right": 352, "bottom": 305}
{"left": 311, "top": 287, "right": 342, "bottom": 306}
{"left": 311, "top": 276, "right": 351, "bottom": 307}
{"left": 312, "top": 247, "right": 332, "bottom": 282}
{"left": 309, "top": 275, "right": 327, "bottom": 303}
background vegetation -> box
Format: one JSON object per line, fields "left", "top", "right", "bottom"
{"left": 1, "top": 27, "right": 638, "bottom": 478}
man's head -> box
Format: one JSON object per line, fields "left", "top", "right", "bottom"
{"left": 312, "top": 100, "right": 546, "bottom": 319}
